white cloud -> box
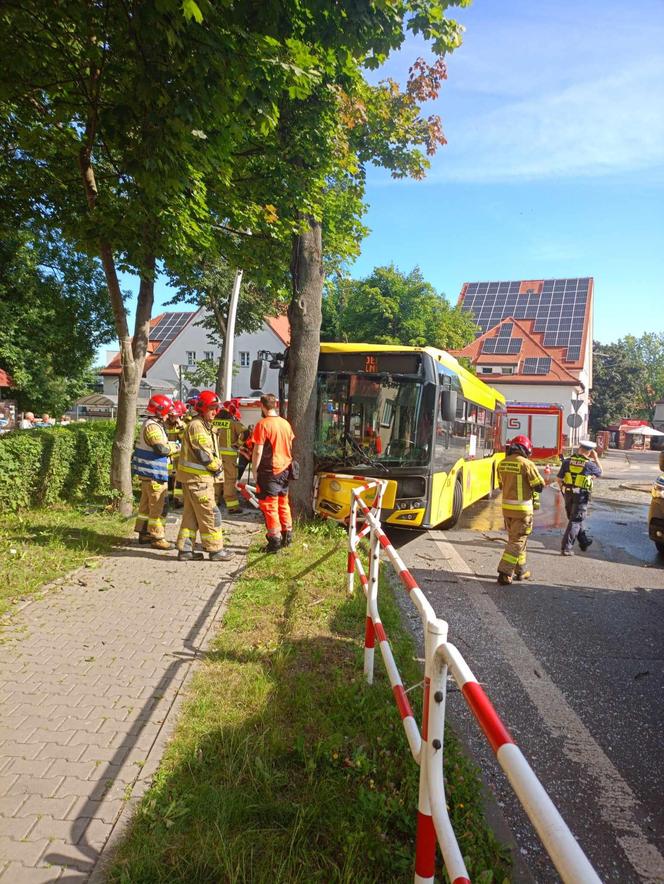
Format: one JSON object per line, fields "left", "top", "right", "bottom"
{"left": 438, "top": 57, "right": 664, "bottom": 182}
{"left": 373, "top": 0, "right": 664, "bottom": 182}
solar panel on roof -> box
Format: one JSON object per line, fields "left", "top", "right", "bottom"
{"left": 461, "top": 279, "right": 588, "bottom": 363}
{"left": 522, "top": 357, "right": 551, "bottom": 375}
{"left": 151, "top": 312, "right": 193, "bottom": 354}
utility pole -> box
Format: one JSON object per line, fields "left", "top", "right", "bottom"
{"left": 221, "top": 269, "right": 243, "bottom": 402}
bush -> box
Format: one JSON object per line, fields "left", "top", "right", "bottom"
{"left": 0, "top": 422, "right": 116, "bottom": 512}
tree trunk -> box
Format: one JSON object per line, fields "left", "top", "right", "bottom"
{"left": 287, "top": 219, "right": 323, "bottom": 520}
{"left": 110, "top": 264, "right": 154, "bottom": 515}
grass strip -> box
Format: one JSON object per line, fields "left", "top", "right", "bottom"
{"left": 109, "top": 522, "right": 511, "bottom": 883}
{"left": 0, "top": 504, "right": 132, "bottom": 619}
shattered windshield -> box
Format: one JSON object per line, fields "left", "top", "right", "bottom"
{"left": 315, "top": 373, "right": 434, "bottom": 469}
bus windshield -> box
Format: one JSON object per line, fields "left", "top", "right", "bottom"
{"left": 315, "top": 373, "right": 434, "bottom": 468}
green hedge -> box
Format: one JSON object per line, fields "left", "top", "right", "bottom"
{"left": 0, "top": 422, "right": 116, "bottom": 512}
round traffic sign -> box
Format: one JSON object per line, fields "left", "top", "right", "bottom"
{"left": 567, "top": 413, "right": 583, "bottom": 428}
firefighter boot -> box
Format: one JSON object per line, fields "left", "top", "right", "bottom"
{"left": 178, "top": 550, "right": 205, "bottom": 562}
{"left": 497, "top": 573, "right": 513, "bottom": 586}
{"left": 281, "top": 529, "right": 293, "bottom": 547}
{"left": 265, "top": 534, "right": 282, "bottom": 554}
{"left": 209, "top": 549, "right": 234, "bottom": 562}
{"left": 151, "top": 539, "right": 175, "bottom": 551}
{"left": 514, "top": 570, "right": 531, "bottom": 581}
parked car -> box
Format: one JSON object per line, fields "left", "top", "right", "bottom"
{"left": 648, "top": 450, "right": 664, "bottom": 554}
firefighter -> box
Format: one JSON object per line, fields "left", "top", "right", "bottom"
{"left": 132, "top": 395, "right": 180, "bottom": 550}
{"left": 212, "top": 400, "right": 247, "bottom": 514}
{"left": 496, "top": 434, "right": 544, "bottom": 585}
{"left": 175, "top": 390, "right": 234, "bottom": 562}
{"left": 166, "top": 400, "right": 187, "bottom": 507}
{"left": 251, "top": 393, "right": 294, "bottom": 553}
{"left": 557, "top": 440, "right": 603, "bottom": 555}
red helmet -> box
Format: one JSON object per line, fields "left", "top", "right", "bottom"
{"left": 195, "top": 390, "right": 222, "bottom": 414}
{"left": 172, "top": 400, "right": 187, "bottom": 417}
{"left": 147, "top": 394, "right": 174, "bottom": 419}
{"left": 185, "top": 388, "right": 201, "bottom": 407}
{"left": 509, "top": 434, "right": 533, "bottom": 456}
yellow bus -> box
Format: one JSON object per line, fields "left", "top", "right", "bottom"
{"left": 313, "top": 343, "right": 506, "bottom": 529}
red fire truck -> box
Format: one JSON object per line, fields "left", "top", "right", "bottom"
{"left": 501, "top": 402, "right": 563, "bottom": 460}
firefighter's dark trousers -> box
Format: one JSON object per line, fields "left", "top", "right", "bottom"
{"left": 498, "top": 511, "right": 533, "bottom": 577}
{"left": 562, "top": 492, "right": 590, "bottom": 552}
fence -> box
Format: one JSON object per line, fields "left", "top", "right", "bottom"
{"left": 347, "top": 477, "right": 601, "bottom": 884}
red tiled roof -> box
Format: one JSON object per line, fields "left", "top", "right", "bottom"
{"left": 100, "top": 312, "right": 193, "bottom": 376}
{"left": 266, "top": 315, "right": 290, "bottom": 345}
{"left": 457, "top": 277, "right": 593, "bottom": 370}
{"left": 0, "top": 368, "right": 15, "bottom": 387}
{"left": 451, "top": 316, "right": 580, "bottom": 384}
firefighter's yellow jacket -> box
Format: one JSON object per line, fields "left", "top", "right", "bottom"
{"left": 498, "top": 454, "right": 544, "bottom": 514}
{"left": 175, "top": 416, "right": 221, "bottom": 481}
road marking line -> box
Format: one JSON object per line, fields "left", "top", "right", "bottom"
{"left": 432, "top": 534, "right": 664, "bottom": 883}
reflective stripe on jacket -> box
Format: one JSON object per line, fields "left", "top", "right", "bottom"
{"left": 213, "top": 413, "right": 246, "bottom": 457}
{"left": 498, "top": 454, "right": 544, "bottom": 513}
{"left": 132, "top": 419, "right": 170, "bottom": 481}
{"left": 562, "top": 455, "right": 594, "bottom": 492}
{"left": 176, "top": 416, "right": 221, "bottom": 480}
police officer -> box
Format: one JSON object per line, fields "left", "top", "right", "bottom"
{"left": 132, "top": 395, "right": 180, "bottom": 550}
{"left": 497, "top": 434, "right": 544, "bottom": 585}
{"left": 175, "top": 390, "right": 234, "bottom": 562}
{"left": 212, "top": 400, "right": 246, "bottom": 514}
{"left": 557, "top": 440, "right": 602, "bottom": 556}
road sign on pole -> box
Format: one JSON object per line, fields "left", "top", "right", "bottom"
{"left": 571, "top": 398, "right": 583, "bottom": 413}
{"left": 567, "top": 413, "right": 583, "bottom": 429}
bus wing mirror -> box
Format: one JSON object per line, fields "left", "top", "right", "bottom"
{"left": 250, "top": 359, "right": 267, "bottom": 390}
{"left": 441, "top": 390, "right": 457, "bottom": 423}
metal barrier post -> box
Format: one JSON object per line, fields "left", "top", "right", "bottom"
{"left": 425, "top": 622, "right": 470, "bottom": 884}
{"left": 414, "top": 619, "right": 444, "bottom": 883}
{"left": 364, "top": 514, "right": 380, "bottom": 685}
{"left": 347, "top": 494, "right": 358, "bottom": 596}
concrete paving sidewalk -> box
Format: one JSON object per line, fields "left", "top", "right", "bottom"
{"left": 0, "top": 509, "right": 262, "bottom": 883}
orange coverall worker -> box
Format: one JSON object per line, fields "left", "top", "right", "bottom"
{"left": 251, "top": 413, "right": 294, "bottom": 551}
{"left": 132, "top": 417, "right": 179, "bottom": 547}
{"left": 497, "top": 454, "right": 544, "bottom": 580}
{"left": 175, "top": 416, "right": 225, "bottom": 554}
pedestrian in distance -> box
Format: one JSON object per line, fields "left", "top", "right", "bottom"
{"left": 18, "top": 411, "right": 35, "bottom": 429}
{"left": 557, "top": 439, "right": 603, "bottom": 556}
{"left": 496, "top": 434, "right": 544, "bottom": 586}
{"left": 175, "top": 390, "right": 234, "bottom": 563}
{"left": 131, "top": 394, "right": 180, "bottom": 551}
{"left": 251, "top": 393, "right": 295, "bottom": 553}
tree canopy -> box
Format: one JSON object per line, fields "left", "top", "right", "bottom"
{"left": 0, "top": 225, "right": 114, "bottom": 414}
{"left": 322, "top": 265, "right": 477, "bottom": 350}
{"left": 590, "top": 334, "right": 664, "bottom": 430}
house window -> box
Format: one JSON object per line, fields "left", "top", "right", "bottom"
{"left": 203, "top": 351, "right": 214, "bottom": 361}
{"left": 501, "top": 366, "right": 514, "bottom": 375}
{"left": 186, "top": 351, "right": 196, "bottom": 366}
{"left": 479, "top": 367, "right": 493, "bottom": 374}
{"left": 240, "top": 351, "right": 250, "bottom": 367}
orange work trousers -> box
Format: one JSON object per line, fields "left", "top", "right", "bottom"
{"left": 258, "top": 494, "right": 292, "bottom": 537}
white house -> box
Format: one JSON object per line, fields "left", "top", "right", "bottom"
{"left": 452, "top": 278, "right": 594, "bottom": 445}
{"left": 100, "top": 309, "right": 289, "bottom": 401}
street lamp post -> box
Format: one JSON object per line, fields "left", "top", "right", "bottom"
{"left": 221, "top": 269, "right": 243, "bottom": 402}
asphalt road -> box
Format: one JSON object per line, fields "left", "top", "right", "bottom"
{"left": 391, "top": 449, "right": 664, "bottom": 883}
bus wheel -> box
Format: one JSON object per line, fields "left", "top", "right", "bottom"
{"left": 441, "top": 477, "right": 463, "bottom": 529}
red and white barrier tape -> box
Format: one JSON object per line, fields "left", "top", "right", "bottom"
{"left": 347, "top": 476, "right": 600, "bottom": 884}
{"left": 235, "top": 481, "right": 260, "bottom": 510}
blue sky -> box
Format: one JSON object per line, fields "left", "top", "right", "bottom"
{"left": 133, "top": 0, "right": 664, "bottom": 346}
